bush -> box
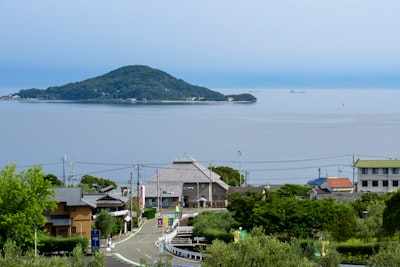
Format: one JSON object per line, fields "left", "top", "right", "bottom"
{"left": 39, "top": 236, "right": 89, "bottom": 255}
{"left": 143, "top": 208, "right": 157, "bottom": 219}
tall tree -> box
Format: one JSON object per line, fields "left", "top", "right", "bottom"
{"left": 0, "top": 164, "right": 57, "bottom": 249}
{"left": 43, "top": 173, "right": 64, "bottom": 187}
{"left": 383, "top": 190, "right": 400, "bottom": 236}
{"left": 210, "top": 166, "right": 242, "bottom": 186}
{"left": 94, "top": 210, "right": 115, "bottom": 238}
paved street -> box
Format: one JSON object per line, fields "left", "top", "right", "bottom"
{"left": 107, "top": 217, "right": 201, "bottom": 266}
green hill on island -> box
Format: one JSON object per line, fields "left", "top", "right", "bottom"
{"left": 14, "top": 65, "right": 256, "bottom": 102}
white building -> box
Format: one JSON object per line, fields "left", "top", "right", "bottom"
{"left": 354, "top": 159, "right": 400, "bottom": 193}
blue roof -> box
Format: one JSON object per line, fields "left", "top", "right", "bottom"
{"left": 307, "top": 178, "right": 326, "bottom": 185}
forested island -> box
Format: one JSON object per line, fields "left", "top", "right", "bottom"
{"left": 9, "top": 65, "right": 257, "bottom": 103}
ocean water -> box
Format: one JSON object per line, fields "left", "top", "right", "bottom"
{"left": 1, "top": 88, "right": 400, "bottom": 187}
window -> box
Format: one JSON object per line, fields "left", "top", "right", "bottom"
{"left": 383, "top": 180, "right": 388, "bottom": 187}
{"left": 362, "top": 181, "right": 368, "bottom": 187}
{"left": 393, "top": 168, "right": 399, "bottom": 174}
{"left": 64, "top": 206, "right": 76, "bottom": 212}
{"left": 383, "top": 168, "right": 389, "bottom": 174}
{"left": 71, "top": 226, "right": 76, "bottom": 234}
{"left": 362, "top": 168, "right": 368, "bottom": 174}
{"left": 372, "top": 168, "right": 378, "bottom": 174}
{"left": 372, "top": 180, "right": 379, "bottom": 187}
{"left": 393, "top": 180, "right": 399, "bottom": 187}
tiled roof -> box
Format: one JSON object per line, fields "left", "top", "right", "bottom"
{"left": 143, "top": 153, "right": 229, "bottom": 197}
{"left": 82, "top": 193, "right": 128, "bottom": 207}
{"left": 55, "top": 187, "right": 96, "bottom": 207}
{"left": 326, "top": 177, "right": 353, "bottom": 188}
{"left": 228, "top": 186, "right": 265, "bottom": 195}
{"left": 354, "top": 159, "right": 400, "bottom": 168}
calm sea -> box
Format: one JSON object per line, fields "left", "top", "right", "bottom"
{"left": 1, "top": 88, "right": 400, "bottom": 187}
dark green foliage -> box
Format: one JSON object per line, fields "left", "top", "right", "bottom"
{"left": 191, "top": 211, "right": 237, "bottom": 243}
{"left": 44, "top": 173, "right": 64, "bottom": 186}
{"left": 227, "top": 192, "right": 264, "bottom": 230}
{"left": 142, "top": 208, "right": 157, "bottom": 219}
{"left": 382, "top": 190, "right": 400, "bottom": 235}
{"left": 202, "top": 228, "right": 233, "bottom": 243}
{"left": 14, "top": 65, "right": 256, "bottom": 102}
{"left": 79, "top": 175, "right": 117, "bottom": 192}
{"left": 38, "top": 236, "right": 89, "bottom": 255}
{"left": 210, "top": 166, "right": 241, "bottom": 186}
{"left": 203, "top": 228, "right": 316, "bottom": 267}
{"left": 225, "top": 93, "right": 257, "bottom": 102}
{"left": 336, "top": 242, "right": 381, "bottom": 257}
{"left": 227, "top": 190, "right": 357, "bottom": 241}
{"left": 277, "top": 183, "right": 311, "bottom": 198}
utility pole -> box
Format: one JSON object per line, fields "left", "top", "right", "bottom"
{"left": 156, "top": 169, "right": 160, "bottom": 212}
{"left": 137, "top": 162, "right": 141, "bottom": 210}
{"left": 130, "top": 172, "right": 133, "bottom": 231}
{"left": 237, "top": 150, "right": 242, "bottom": 187}
{"left": 352, "top": 154, "right": 355, "bottom": 185}
{"left": 209, "top": 161, "right": 213, "bottom": 208}
{"left": 61, "top": 155, "right": 67, "bottom": 187}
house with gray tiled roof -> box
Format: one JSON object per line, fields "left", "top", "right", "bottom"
{"left": 44, "top": 187, "right": 96, "bottom": 239}
{"left": 142, "top": 153, "right": 229, "bottom": 208}
{"left": 45, "top": 187, "right": 131, "bottom": 240}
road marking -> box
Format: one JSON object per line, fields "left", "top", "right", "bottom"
{"left": 136, "top": 248, "right": 141, "bottom": 252}
{"left": 144, "top": 254, "right": 152, "bottom": 259}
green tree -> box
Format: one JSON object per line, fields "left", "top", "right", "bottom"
{"left": 94, "top": 210, "right": 115, "bottom": 238}
{"left": 382, "top": 190, "right": 400, "bottom": 236}
{"left": 0, "top": 164, "right": 57, "bottom": 249}
{"left": 357, "top": 200, "right": 385, "bottom": 242}
{"left": 79, "top": 175, "right": 117, "bottom": 192}
{"left": 226, "top": 192, "right": 265, "bottom": 230}
{"left": 44, "top": 173, "right": 64, "bottom": 187}
{"left": 277, "top": 184, "right": 311, "bottom": 198}
{"left": 210, "top": 166, "right": 242, "bottom": 186}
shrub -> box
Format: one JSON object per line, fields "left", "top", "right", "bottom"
{"left": 142, "top": 208, "right": 157, "bottom": 219}
{"left": 39, "top": 236, "right": 89, "bottom": 255}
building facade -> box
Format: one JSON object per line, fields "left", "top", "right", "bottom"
{"left": 44, "top": 187, "right": 95, "bottom": 240}
{"left": 142, "top": 153, "right": 229, "bottom": 209}
{"left": 355, "top": 159, "right": 400, "bottom": 193}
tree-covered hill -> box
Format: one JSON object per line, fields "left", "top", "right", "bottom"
{"left": 13, "top": 65, "right": 257, "bottom": 102}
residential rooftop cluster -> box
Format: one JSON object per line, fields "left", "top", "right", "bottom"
{"left": 45, "top": 154, "right": 400, "bottom": 241}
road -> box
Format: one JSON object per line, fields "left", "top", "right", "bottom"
{"left": 108, "top": 217, "right": 201, "bottom": 266}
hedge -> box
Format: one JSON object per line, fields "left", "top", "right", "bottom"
{"left": 38, "top": 236, "right": 89, "bottom": 255}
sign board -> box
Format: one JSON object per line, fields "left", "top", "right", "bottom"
{"left": 91, "top": 229, "right": 100, "bottom": 253}
{"left": 157, "top": 217, "right": 163, "bottom": 228}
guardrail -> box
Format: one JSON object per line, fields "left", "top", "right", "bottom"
{"left": 164, "top": 242, "right": 204, "bottom": 261}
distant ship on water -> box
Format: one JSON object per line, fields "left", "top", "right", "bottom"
{"left": 290, "top": 89, "right": 306, "bottom": 94}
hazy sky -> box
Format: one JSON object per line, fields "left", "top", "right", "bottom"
{"left": 1, "top": 0, "right": 399, "bottom": 90}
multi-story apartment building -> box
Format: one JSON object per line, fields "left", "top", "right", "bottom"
{"left": 355, "top": 159, "right": 400, "bottom": 193}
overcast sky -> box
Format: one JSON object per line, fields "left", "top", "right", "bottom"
{"left": 1, "top": 0, "right": 399, "bottom": 90}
